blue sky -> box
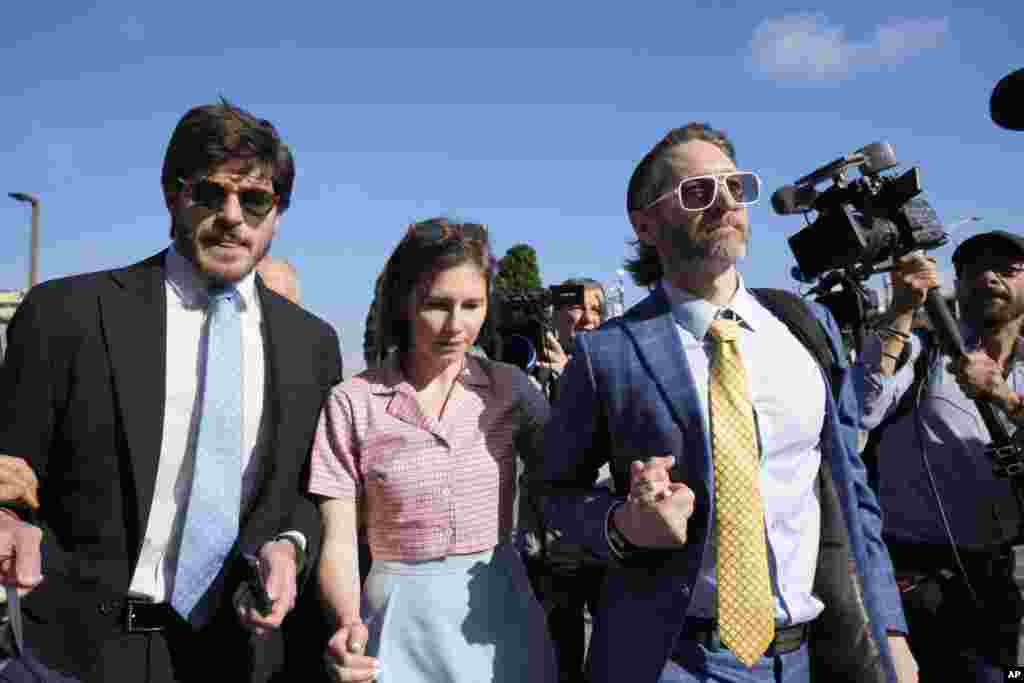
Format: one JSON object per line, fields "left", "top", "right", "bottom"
{"left": 1, "top": 1, "right": 1021, "bottom": 374}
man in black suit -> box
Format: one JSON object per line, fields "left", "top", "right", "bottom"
{"left": 0, "top": 100, "right": 342, "bottom": 682}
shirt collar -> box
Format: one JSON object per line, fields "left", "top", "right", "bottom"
{"left": 369, "top": 353, "right": 492, "bottom": 396}
{"left": 660, "top": 273, "right": 760, "bottom": 340}
{"left": 165, "top": 244, "right": 257, "bottom": 312}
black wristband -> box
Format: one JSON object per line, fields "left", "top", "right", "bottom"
{"left": 607, "top": 506, "right": 643, "bottom": 557}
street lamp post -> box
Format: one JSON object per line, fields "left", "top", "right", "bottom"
{"left": 8, "top": 192, "right": 40, "bottom": 289}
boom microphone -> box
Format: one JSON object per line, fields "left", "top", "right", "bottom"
{"left": 992, "top": 68, "right": 1024, "bottom": 131}
{"left": 771, "top": 184, "right": 817, "bottom": 215}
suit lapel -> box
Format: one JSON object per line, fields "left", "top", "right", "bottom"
{"left": 622, "top": 288, "right": 710, "bottom": 488}
{"left": 253, "top": 279, "right": 301, "bottom": 497}
{"left": 102, "top": 252, "right": 168, "bottom": 545}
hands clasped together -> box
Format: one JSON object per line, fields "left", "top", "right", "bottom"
{"left": 0, "top": 455, "right": 43, "bottom": 598}
{"left": 614, "top": 455, "right": 695, "bottom": 549}
{"left": 325, "top": 620, "right": 379, "bottom": 682}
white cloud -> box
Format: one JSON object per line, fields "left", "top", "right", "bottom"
{"left": 749, "top": 14, "right": 949, "bottom": 81}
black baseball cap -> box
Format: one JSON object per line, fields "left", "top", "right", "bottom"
{"left": 952, "top": 230, "right": 1024, "bottom": 273}
{"left": 991, "top": 68, "right": 1024, "bottom": 131}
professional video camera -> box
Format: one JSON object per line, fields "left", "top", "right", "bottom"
{"left": 772, "top": 142, "right": 948, "bottom": 339}
{"left": 778, "top": 140, "right": 1024, "bottom": 666}
{"left": 485, "top": 283, "right": 584, "bottom": 383}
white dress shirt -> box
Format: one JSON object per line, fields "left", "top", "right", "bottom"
{"left": 661, "top": 276, "right": 827, "bottom": 626}
{"left": 128, "top": 245, "right": 268, "bottom": 601}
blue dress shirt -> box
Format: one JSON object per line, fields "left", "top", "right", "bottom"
{"left": 858, "top": 323, "right": 1022, "bottom": 548}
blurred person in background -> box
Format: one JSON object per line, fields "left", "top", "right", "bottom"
{"left": 528, "top": 276, "right": 608, "bottom": 682}
{"left": 257, "top": 256, "right": 302, "bottom": 305}
{"left": 535, "top": 277, "right": 607, "bottom": 384}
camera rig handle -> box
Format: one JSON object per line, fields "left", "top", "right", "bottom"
{"left": 924, "top": 289, "right": 1015, "bottom": 447}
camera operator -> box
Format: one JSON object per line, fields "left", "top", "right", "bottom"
{"left": 857, "top": 232, "right": 1024, "bottom": 682}
{"left": 535, "top": 277, "right": 607, "bottom": 388}
{"left": 523, "top": 277, "right": 607, "bottom": 683}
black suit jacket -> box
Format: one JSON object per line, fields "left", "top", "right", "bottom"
{"left": 0, "top": 252, "right": 342, "bottom": 681}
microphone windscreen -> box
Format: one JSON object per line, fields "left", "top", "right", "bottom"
{"left": 860, "top": 142, "right": 898, "bottom": 174}
{"left": 772, "top": 185, "right": 815, "bottom": 215}
{"left": 772, "top": 185, "right": 798, "bottom": 214}
{"left": 992, "top": 68, "right": 1024, "bottom": 131}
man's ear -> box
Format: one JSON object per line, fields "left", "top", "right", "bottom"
{"left": 164, "top": 187, "right": 178, "bottom": 212}
{"left": 629, "top": 208, "right": 657, "bottom": 245}
{"left": 165, "top": 188, "right": 178, "bottom": 238}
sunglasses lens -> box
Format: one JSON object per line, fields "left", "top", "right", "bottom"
{"left": 191, "top": 179, "right": 227, "bottom": 210}
{"left": 412, "top": 223, "right": 488, "bottom": 242}
{"left": 239, "top": 190, "right": 277, "bottom": 217}
{"left": 189, "top": 180, "right": 276, "bottom": 218}
{"left": 679, "top": 177, "right": 718, "bottom": 210}
{"left": 726, "top": 172, "right": 760, "bottom": 204}
{"left": 677, "top": 173, "right": 760, "bottom": 210}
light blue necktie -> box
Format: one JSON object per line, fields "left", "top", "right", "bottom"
{"left": 171, "top": 285, "right": 243, "bottom": 625}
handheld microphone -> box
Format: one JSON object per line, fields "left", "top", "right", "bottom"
{"left": 923, "top": 288, "right": 1012, "bottom": 444}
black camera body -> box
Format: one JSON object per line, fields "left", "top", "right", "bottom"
{"left": 485, "top": 284, "right": 584, "bottom": 373}
{"left": 773, "top": 142, "right": 948, "bottom": 334}
{"left": 777, "top": 142, "right": 947, "bottom": 281}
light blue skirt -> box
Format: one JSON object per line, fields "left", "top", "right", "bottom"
{"left": 362, "top": 544, "right": 558, "bottom": 683}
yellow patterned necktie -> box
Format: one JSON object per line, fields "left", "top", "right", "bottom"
{"left": 707, "top": 316, "right": 775, "bottom": 667}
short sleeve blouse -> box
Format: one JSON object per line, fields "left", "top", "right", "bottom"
{"left": 309, "top": 356, "right": 548, "bottom": 561}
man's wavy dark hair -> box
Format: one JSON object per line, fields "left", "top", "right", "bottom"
{"left": 624, "top": 122, "right": 737, "bottom": 288}
{"left": 161, "top": 97, "right": 295, "bottom": 213}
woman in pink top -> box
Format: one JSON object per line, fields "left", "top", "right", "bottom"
{"left": 310, "top": 218, "right": 556, "bottom": 683}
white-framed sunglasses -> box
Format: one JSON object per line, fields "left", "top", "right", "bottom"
{"left": 644, "top": 171, "right": 761, "bottom": 212}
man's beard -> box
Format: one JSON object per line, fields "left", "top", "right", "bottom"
{"left": 962, "top": 290, "right": 1024, "bottom": 329}
{"left": 657, "top": 220, "right": 749, "bottom": 265}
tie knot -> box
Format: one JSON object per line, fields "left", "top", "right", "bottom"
{"left": 708, "top": 318, "right": 740, "bottom": 342}
{"left": 207, "top": 285, "right": 238, "bottom": 306}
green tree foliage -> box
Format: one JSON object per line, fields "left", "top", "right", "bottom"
{"left": 494, "top": 244, "right": 542, "bottom": 291}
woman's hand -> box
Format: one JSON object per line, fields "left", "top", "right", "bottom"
{"left": 325, "top": 621, "right": 380, "bottom": 682}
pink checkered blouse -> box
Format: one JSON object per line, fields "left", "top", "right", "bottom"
{"left": 309, "top": 356, "right": 548, "bottom": 561}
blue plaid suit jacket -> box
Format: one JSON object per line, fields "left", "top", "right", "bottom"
{"left": 531, "top": 285, "right": 906, "bottom": 683}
